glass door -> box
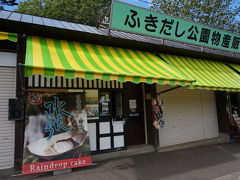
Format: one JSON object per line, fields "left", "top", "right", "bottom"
{"left": 95, "top": 90, "right": 126, "bottom": 153}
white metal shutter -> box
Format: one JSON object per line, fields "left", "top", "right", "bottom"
{"left": 0, "top": 67, "right": 16, "bottom": 169}
{"left": 157, "top": 86, "right": 219, "bottom": 147}
{"left": 201, "top": 90, "right": 219, "bottom": 139}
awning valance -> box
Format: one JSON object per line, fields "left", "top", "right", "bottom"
{"left": 24, "top": 36, "right": 195, "bottom": 86}
{"left": 0, "top": 32, "right": 17, "bottom": 42}
{"left": 228, "top": 63, "right": 240, "bottom": 74}
{"left": 159, "top": 54, "right": 240, "bottom": 92}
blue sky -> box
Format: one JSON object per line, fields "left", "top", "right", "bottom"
{"left": 2, "top": 0, "right": 152, "bottom": 10}
{"left": 2, "top": 0, "right": 239, "bottom": 11}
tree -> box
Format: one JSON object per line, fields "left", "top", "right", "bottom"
{"left": 151, "top": 0, "right": 240, "bottom": 33}
{"left": 15, "top": 0, "right": 110, "bottom": 26}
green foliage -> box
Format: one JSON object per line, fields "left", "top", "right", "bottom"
{"left": 151, "top": 0, "right": 240, "bottom": 33}
{"left": 15, "top": 0, "right": 110, "bottom": 26}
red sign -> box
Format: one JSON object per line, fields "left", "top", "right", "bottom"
{"left": 28, "top": 93, "right": 42, "bottom": 105}
{"left": 22, "top": 156, "right": 92, "bottom": 175}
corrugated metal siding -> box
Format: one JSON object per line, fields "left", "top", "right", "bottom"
{"left": 0, "top": 67, "right": 16, "bottom": 169}
{"left": 157, "top": 85, "right": 219, "bottom": 147}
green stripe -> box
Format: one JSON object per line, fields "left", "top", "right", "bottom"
{"left": 133, "top": 51, "right": 167, "bottom": 77}
{"left": 204, "top": 59, "right": 239, "bottom": 88}
{"left": 84, "top": 72, "right": 95, "bottom": 80}
{"left": 161, "top": 53, "right": 240, "bottom": 91}
{"left": 216, "top": 62, "right": 240, "bottom": 86}
{"left": 8, "top": 33, "right": 17, "bottom": 42}
{"left": 68, "top": 42, "right": 94, "bottom": 79}
{"left": 183, "top": 57, "right": 219, "bottom": 87}
{"left": 25, "top": 36, "right": 33, "bottom": 76}
{"left": 102, "top": 73, "right": 111, "bottom": 81}
{"left": 146, "top": 77, "right": 153, "bottom": 84}
{"left": 117, "top": 74, "right": 126, "bottom": 82}
{"left": 200, "top": 59, "right": 234, "bottom": 88}
{"left": 140, "top": 52, "right": 182, "bottom": 79}
{"left": 229, "top": 64, "right": 240, "bottom": 73}
{"left": 158, "top": 79, "right": 164, "bottom": 85}
{"left": 103, "top": 46, "right": 134, "bottom": 75}
{"left": 54, "top": 40, "right": 74, "bottom": 79}
{"left": 187, "top": 57, "right": 227, "bottom": 87}
{"left": 80, "top": 43, "right": 106, "bottom": 73}
{"left": 113, "top": 47, "right": 144, "bottom": 76}
{"left": 197, "top": 59, "right": 231, "bottom": 88}
{"left": 123, "top": 49, "right": 157, "bottom": 76}
{"left": 39, "top": 37, "right": 55, "bottom": 77}
{"left": 164, "top": 55, "right": 197, "bottom": 82}
{"left": 91, "top": 45, "right": 119, "bottom": 74}
{"left": 203, "top": 60, "right": 237, "bottom": 88}
{"left": 24, "top": 36, "right": 197, "bottom": 86}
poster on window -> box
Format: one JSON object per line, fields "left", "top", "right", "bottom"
{"left": 22, "top": 92, "right": 92, "bottom": 175}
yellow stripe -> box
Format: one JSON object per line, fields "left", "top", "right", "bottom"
{"left": 85, "top": 44, "right": 113, "bottom": 73}
{"left": 26, "top": 36, "right": 197, "bottom": 86}
{"left": 74, "top": 71, "right": 86, "bottom": 79}
{"left": 145, "top": 52, "right": 187, "bottom": 79}
{"left": 164, "top": 55, "right": 199, "bottom": 81}
{"left": 46, "top": 38, "right": 65, "bottom": 77}
{"left": 214, "top": 62, "right": 240, "bottom": 86}
{"left": 73, "top": 42, "right": 101, "bottom": 78}
{"left": 127, "top": 50, "right": 160, "bottom": 77}
{"left": 32, "top": 37, "right": 44, "bottom": 75}
{"left": 96, "top": 45, "right": 128, "bottom": 74}
{"left": 200, "top": 58, "right": 238, "bottom": 88}
{"left": 0, "top": 32, "right": 8, "bottom": 40}
{"left": 186, "top": 57, "right": 228, "bottom": 87}
{"left": 117, "top": 48, "right": 151, "bottom": 76}
{"left": 178, "top": 56, "right": 218, "bottom": 86}
{"left": 139, "top": 52, "right": 175, "bottom": 78}
{"left": 108, "top": 46, "right": 142, "bottom": 76}
{"left": 60, "top": 40, "right": 84, "bottom": 71}
{"left": 161, "top": 53, "right": 240, "bottom": 91}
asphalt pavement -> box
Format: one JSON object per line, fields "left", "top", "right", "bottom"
{"left": 4, "top": 143, "right": 240, "bottom": 180}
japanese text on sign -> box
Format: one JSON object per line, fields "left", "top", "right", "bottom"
{"left": 44, "top": 96, "right": 73, "bottom": 140}
{"left": 110, "top": 1, "right": 240, "bottom": 53}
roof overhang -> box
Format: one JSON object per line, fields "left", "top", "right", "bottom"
{"left": 0, "top": 10, "right": 239, "bottom": 63}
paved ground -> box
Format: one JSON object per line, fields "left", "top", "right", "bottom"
{"left": 3, "top": 143, "right": 240, "bottom": 180}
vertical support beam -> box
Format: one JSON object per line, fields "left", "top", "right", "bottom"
{"left": 151, "top": 84, "right": 159, "bottom": 148}
{"left": 142, "top": 83, "right": 148, "bottom": 144}
{"left": 144, "top": 83, "right": 159, "bottom": 148}
{"left": 14, "top": 35, "right": 26, "bottom": 170}
{"left": 200, "top": 90, "right": 206, "bottom": 139}
{"left": 215, "top": 91, "right": 230, "bottom": 133}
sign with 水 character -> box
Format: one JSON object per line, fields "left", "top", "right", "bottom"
{"left": 22, "top": 92, "right": 92, "bottom": 175}
{"left": 110, "top": 1, "right": 240, "bottom": 53}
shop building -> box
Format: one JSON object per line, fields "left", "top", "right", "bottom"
{"left": 0, "top": 2, "right": 239, "bottom": 175}
{"left": 0, "top": 33, "right": 17, "bottom": 169}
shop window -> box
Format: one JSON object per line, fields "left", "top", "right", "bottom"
{"left": 85, "top": 90, "right": 99, "bottom": 120}
{"left": 113, "top": 91, "right": 123, "bottom": 118}
{"left": 99, "top": 92, "right": 111, "bottom": 116}
{"left": 99, "top": 91, "right": 123, "bottom": 118}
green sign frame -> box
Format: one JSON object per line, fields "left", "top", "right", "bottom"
{"left": 110, "top": 0, "right": 240, "bottom": 53}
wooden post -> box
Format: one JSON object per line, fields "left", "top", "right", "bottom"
{"left": 14, "top": 35, "right": 26, "bottom": 170}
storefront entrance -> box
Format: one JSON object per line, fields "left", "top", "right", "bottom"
{"left": 98, "top": 82, "right": 146, "bottom": 149}
{"left": 123, "top": 83, "right": 145, "bottom": 146}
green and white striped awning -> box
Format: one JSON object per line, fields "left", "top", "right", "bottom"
{"left": 229, "top": 63, "right": 240, "bottom": 73}
{"left": 159, "top": 54, "right": 240, "bottom": 92}
{"left": 24, "top": 36, "right": 195, "bottom": 86}
{"left": 0, "top": 32, "right": 17, "bottom": 42}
